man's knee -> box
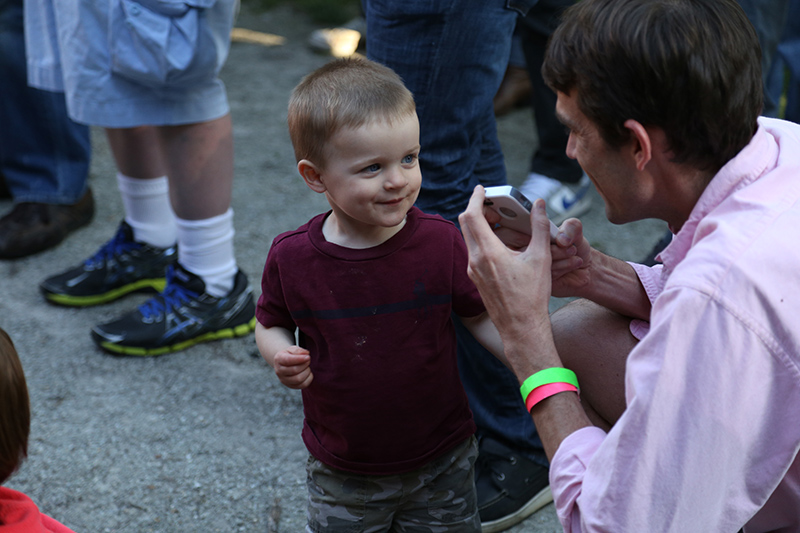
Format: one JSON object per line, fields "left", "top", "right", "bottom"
{"left": 551, "top": 299, "right": 634, "bottom": 358}
{"left": 550, "top": 299, "right": 637, "bottom": 427}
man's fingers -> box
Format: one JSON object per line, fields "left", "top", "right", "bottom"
{"left": 460, "top": 185, "right": 505, "bottom": 253}
{"left": 458, "top": 185, "right": 487, "bottom": 248}
{"left": 528, "top": 198, "right": 554, "bottom": 254}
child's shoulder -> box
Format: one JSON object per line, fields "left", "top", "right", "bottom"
{"left": 411, "top": 207, "right": 458, "bottom": 230}
{"left": 271, "top": 212, "right": 326, "bottom": 248}
{"left": 410, "top": 208, "right": 461, "bottom": 239}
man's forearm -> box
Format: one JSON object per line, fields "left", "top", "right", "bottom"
{"left": 579, "top": 250, "right": 652, "bottom": 321}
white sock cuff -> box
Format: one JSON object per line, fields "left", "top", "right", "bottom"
{"left": 116, "top": 172, "right": 170, "bottom": 197}
{"left": 116, "top": 172, "right": 177, "bottom": 248}
{"left": 175, "top": 209, "right": 237, "bottom": 297}
{"left": 174, "top": 209, "right": 234, "bottom": 248}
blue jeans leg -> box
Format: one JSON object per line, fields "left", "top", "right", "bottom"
{"left": 773, "top": 0, "right": 800, "bottom": 122}
{"left": 365, "top": 0, "right": 520, "bottom": 222}
{"left": 0, "top": 0, "right": 90, "bottom": 205}
{"left": 736, "top": 0, "right": 792, "bottom": 117}
{"left": 365, "top": 0, "right": 547, "bottom": 465}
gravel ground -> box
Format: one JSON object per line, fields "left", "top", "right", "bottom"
{"left": 1, "top": 4, "right": 667, "bottom": 531}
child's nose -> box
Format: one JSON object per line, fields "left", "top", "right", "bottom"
{"left": 385, "top": 167, "right": 409, "bottom": 189}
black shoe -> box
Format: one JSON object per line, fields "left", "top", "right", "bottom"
{"left": 40, "top": 220, "right": 177, "bottom": 307}
{"left": 476, "top": 436, "right": 552, "bottom": 533}
{"left": 0, "top": 175, "right": 11, "bottom": 199}
{"left": 91, "top": 263, "right": 256, "bottom": 356}
{"left": 0, "top": 189, "right": 94, "bottom": 259}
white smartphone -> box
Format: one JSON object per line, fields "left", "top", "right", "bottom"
{"left": 483, "top": 185, "right": 559, "bottom": 240}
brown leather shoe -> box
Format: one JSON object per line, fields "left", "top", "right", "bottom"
{"left": 0, "top": 188, "right": 95, "bottom": 259}
{"left": 493, "top": 66, "right": 532, "bottom": 117}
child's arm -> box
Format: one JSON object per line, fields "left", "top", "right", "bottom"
{"left": 459, "top": 312, "right": 512, "bottom": 369}
{"left": 255, "top": 321, "right": 314, "bottom": 389}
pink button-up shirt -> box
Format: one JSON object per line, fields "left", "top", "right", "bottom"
{"left": 551, "top": 118, "right": 800, "bottom": 532}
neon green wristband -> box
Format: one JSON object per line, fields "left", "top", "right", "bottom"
{"left": 520, "top": 367, "right": 579, "bottom": 401}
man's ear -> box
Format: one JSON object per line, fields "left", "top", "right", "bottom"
{"left": 623, "top": 119, "right": 652, "bottom": 171}
{"left": 298, "top": 160, "right": 326, "bottom": 193}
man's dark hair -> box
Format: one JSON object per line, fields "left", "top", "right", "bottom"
{"left": 543, "top": 0, "right": 762, "bottom": 173}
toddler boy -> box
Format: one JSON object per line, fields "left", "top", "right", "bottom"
{"left": 255, "top": 57, "right": 509, "bottom": 532}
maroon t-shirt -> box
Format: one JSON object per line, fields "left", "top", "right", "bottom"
{"left": 257, "top": 207, "right": 484, "bottom": 475}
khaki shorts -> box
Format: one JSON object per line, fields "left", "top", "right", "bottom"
{"left": 305, "top": 436, "right": 480, "bottom": 532}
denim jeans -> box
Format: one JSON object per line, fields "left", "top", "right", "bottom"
{"left": 0, "top": 0, "right": 90, "bottom": 204}
{"left": 364, "top": 0, "right": 547, "bottom": 466}
{"left": 519, "top": 0, "right": 584, "bottom": 185}
{"left": 737, "top": 0, "right": 792, "bottom": 117}
{"left": 766, "top": 0, "right": 800, "bottom": 122}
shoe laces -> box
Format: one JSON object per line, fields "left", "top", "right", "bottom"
{"left": 85, "top": 225, "right": 141, "bottom": 267}
{"left": 139, "top": 266, "right": 200, "bottom": 320}
{"left": 476, "top": 448, "right": 518, "bottom": 483}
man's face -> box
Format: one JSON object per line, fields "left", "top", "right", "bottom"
{"left": 555, "top": 90, "right": 645, "bottom": 225}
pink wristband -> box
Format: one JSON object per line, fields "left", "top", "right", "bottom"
{"left": 525, "top": 382, "right": 578, "bottom": 412}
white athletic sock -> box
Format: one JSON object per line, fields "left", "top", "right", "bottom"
{"left": 116, "top": 173, "right": 178, "bottom": 248}
{"left": 175, "top": 209, "right": 237, "bottom": 297}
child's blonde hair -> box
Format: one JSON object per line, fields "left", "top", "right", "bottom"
{"left": 288, "top": 57, "right": 416, "bottom": 169}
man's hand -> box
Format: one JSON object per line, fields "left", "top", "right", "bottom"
{"left": 479, "top": 188, "right": 594, "bottom": 298}
{"left": 550, "top": 217, "right": 593, "bottom": 298}
{"left": 274, "top": 346, "right": 314, "bottom": 389}
{"left": 459, "top": 186, "right": 554, "bottom": 375}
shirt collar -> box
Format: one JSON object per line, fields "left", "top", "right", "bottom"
{"left": 657, "top": 119, "right": 778, "bottom": 269}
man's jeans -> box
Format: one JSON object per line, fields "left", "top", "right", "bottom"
{"left": 364, "top": 0, "right": 547, "bottom": 466}
{"left": 0, "top": 0, "right": 90, "bottom": 205}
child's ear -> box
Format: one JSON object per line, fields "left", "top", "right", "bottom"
{"left": 298, "top": 160, "right": 326, "bottom": 193}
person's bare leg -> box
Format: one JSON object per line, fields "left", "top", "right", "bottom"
{"left": 155, "top": 114, "right": 234, "bottom": 220}
{"left": 105, "top": 126, "right": 167, "bottom": 178}
{"left": 104, "top": 126, "right": 178, "bottom": 248}
{"left": 551, "top": 298, "right": 638, "bottom": 431}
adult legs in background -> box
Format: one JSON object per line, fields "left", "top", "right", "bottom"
{"left": 28, "top": 0, "right": 255, "bottom": 356}
{"left": 516, "top": 0, "right": 592, "bottom": 225}
{"left": 737, "top": 0, "right": 791, "bottom": 117}
{"left": 83, "top": 115, "right": 253, "bottom": 356}
{"left": 766, "top": 0, "right": 800, "bottom": 122}
{"left": 0, "top": 0, "right": 92, "bottom": 259}
{"left": 364, "top": 1, "right": 550, "bottom": 531}
{"left": 103, "top": 115, "right": 238, "bottom": 295}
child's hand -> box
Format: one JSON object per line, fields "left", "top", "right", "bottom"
{"left": 274, "top": 346, "right": 313, "bottom": 389}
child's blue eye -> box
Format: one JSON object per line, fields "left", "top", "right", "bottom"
{"left": 402, "top": 154, "right": 416, "bottom": 164}
{"left": 365, "top": 164, "right": 380, "bottom": 172}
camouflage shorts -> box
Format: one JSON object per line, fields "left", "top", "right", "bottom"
{"left": 305, "top": 436, "right": 480, "bottom": 532}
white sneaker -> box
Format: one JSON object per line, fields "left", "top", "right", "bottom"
{"left": 518, "top": 172, "right": 562, "bottom": 201}
{"left": 308, "top": 17, "right": 366, "bottom": 58}
{"left": 519, "top": 172, "right": 592, "bottom": 225}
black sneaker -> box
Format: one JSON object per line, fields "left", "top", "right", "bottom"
{"left": 40, "top": 220, "right": 176, "bottom": 306}
{"left": 91, "top": 263, "right": 256, "bottom": 356}
{"left": 476, "top": 436, "right": 552, "bottom": 533}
